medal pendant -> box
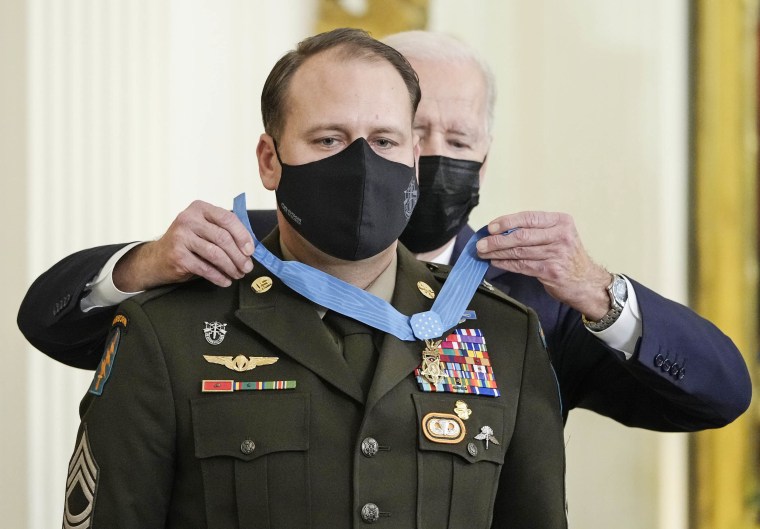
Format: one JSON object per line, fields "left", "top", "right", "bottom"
{"left": 420, "top": 339, "right": 444, "bottom": 384}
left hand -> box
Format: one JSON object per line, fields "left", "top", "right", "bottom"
{"left": 476, "top": 211, "right": 612, "bottom": 319}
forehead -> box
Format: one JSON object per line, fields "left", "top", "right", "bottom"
{"left": 281, "top": 49, "right": 414, "bottom": 134}
{"left": 409, "top": 57, "right": 488, "bottom": 129}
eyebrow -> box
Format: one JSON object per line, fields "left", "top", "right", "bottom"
{"left": 304, "top": 124, "right": 408, "bottom": 137}
{"left": 414, "top": 122, "right": 480, "bottom": 139}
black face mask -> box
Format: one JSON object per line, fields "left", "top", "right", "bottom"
{"left": 275, "top": 137, "right": 418, "bottom": 261}
{"left": 399, "top": 155, "right": 482, "bottom": 253}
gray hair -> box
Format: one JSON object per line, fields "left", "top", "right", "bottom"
{"left": 383, "top": 30, "right": 496, "bottom": 133}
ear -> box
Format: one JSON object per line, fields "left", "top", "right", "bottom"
{"left": 257, "top": 134, "right": 281, "bottom": 191}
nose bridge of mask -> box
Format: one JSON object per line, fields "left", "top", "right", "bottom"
{"left": 418, "top": 155, "right": 483, "bottom": 192}
{"left": 354, "top": 137, "right": 384, "bottom": 259}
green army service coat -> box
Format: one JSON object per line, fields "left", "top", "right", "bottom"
{"left": 62, "top": 231, "right": 567, "bottom": 529}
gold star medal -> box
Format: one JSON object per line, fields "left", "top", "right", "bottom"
{"left": 419, "top": 339, "right": 444, "bottom": 384}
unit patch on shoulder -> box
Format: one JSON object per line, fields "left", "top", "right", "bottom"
{"left": 63, "top": 426, "right": 99, "bottom": 529}
{"left": 89, "top": 325, "right": 121, "bottom": 396}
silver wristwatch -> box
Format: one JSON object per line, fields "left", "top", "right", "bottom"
{"left": 582, "top": 274, "right": 628, "bottom": 332}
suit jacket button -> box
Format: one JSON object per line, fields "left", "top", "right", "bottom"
{"left": 669, "top": 363, "right": 680, "bottom": 376}
{"left": 361, "top": 437, "right": 379, "bottom": 458}
{"left": 654, "top": 353, "right": 664, "bottom": 367}
{"left": 677, "top": 368, "right": 686, "bottom": 380}
{"left": 360, "top": 503, "right": 380, "bottom": 523}
{"left": 240, "top": 439, "right": 256, "bottom": 455}
{"left": 662, "top": 359, "right": 672, "bottom": 371}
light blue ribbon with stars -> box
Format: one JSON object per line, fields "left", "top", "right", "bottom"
{"left": 233, "top": 193, "right": 515, "bottom": 341}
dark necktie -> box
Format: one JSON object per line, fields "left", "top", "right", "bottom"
{"left": 323, "top": 311, "right": 379, "bottom": 396}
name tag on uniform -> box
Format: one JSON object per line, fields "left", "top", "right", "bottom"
{"left": 414, "top": 329, "right": 500, "bottom": 397}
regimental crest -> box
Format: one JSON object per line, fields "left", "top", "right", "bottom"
{"left": 404, "top": 179, "right": 419, "bottom": 219}
{"left": 203, "top": 354, "right": 278, "bottom": 372}
{"left": 203, "top": 321, "right": 227, "bottom": 345}
{"left": 63, "top": 427, "right": 99, "bottom": 529}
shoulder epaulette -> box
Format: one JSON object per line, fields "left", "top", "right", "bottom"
{"left": 424, "top": 261, "right": 528, "bottom": 314}
{"left": 129, "top": 284, "right": 182, "bottom": 307}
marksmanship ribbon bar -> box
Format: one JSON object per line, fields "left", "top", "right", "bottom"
{"left": 233, "top": 193, "right": 515, "bottom": 341}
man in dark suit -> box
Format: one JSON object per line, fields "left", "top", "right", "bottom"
{"left": 55, "top": 28, "right": 568, "bottom": 528}
{"left": 18, "top": 31, "right": 751, "bottom": 432}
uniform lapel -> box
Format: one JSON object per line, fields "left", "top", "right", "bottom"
{"left": 365, "top": 247, "right": 437, "bottom": 411}
{"left": 234, "top": 229, "right": 364, "bottom": 404}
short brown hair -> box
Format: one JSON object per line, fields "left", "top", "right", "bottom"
{"left": 261, "top": 27, "right": 421, "bottom": 140}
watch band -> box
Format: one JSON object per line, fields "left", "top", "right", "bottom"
{"left": 582, "top": 305, "right": 623, "bottom": 332}
{"left": 582, "top": 274, "right": 627, "bottom": 332}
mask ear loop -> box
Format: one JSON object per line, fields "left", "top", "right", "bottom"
{"left": 272, "top": 138, "right": 287, "bottom": 166}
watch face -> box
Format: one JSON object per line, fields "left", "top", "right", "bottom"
{"left": 612, "top": 277, "right": 628, "bottom": 304}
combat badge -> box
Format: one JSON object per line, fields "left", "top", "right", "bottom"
{"left": 203, "top": 355, "right": 278, "bottom": 372}
{"left": 454, "top": 400, "right": 472, "bottom": 420}
{"left": 89, "top": 324, "right": 121, "bottom": 396}
{"left": 203, "top": 321, "right": 227, "bottom": 345}
{"left": 422, "top": 412, "right": 466, "bottom": 444}
{"left": 63, "top": 427, "right": 99, "bottom": 529}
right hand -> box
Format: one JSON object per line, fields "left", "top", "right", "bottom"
{"left": 113, "top": 200, "right": 255, "bottom": 291}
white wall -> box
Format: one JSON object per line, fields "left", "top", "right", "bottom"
{"left": 426, "top": 2, "right": 689, "bottom": 529}
{"left": 1, "top": 1, "right": 689, "bottom": 527}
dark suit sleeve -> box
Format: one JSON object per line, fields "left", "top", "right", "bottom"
{"left": 492, "top": 309, "right": 567, "bottom": 529}
{"left": 555, "top": 279, "right": 751, "bottom": 431}
{"left": 17, "top": 209, "right": 278, "bottom": 371}
{"left": 17, "top": 243, "right": 132, "bottom": 370}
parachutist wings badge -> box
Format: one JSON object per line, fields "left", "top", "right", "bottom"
{"left": 203, "top": 355, "right": 279, "bottom": 372}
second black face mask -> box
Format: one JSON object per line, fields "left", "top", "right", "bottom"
{"left": 399, "top": 155, "right": 482, "bottom": 254}
{"left": 275, "top": 137, "right": 419, "bottom": 261}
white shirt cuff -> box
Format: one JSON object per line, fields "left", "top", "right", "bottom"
{"left": 586, "top": 276, "right": 642, "bottom": 360}
{"left": 80, "top": 242, "right": 145, "bottom": 312}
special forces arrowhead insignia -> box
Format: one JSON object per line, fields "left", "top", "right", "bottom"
{"left": 203, "top": 321, "right": 227, "bottom": 345}
{"left": 203, "top": 355, "right": 278, "bottom": 372}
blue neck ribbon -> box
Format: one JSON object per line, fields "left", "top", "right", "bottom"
{"left": 233, "top": 193, "right": 509, "bottom": 341}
